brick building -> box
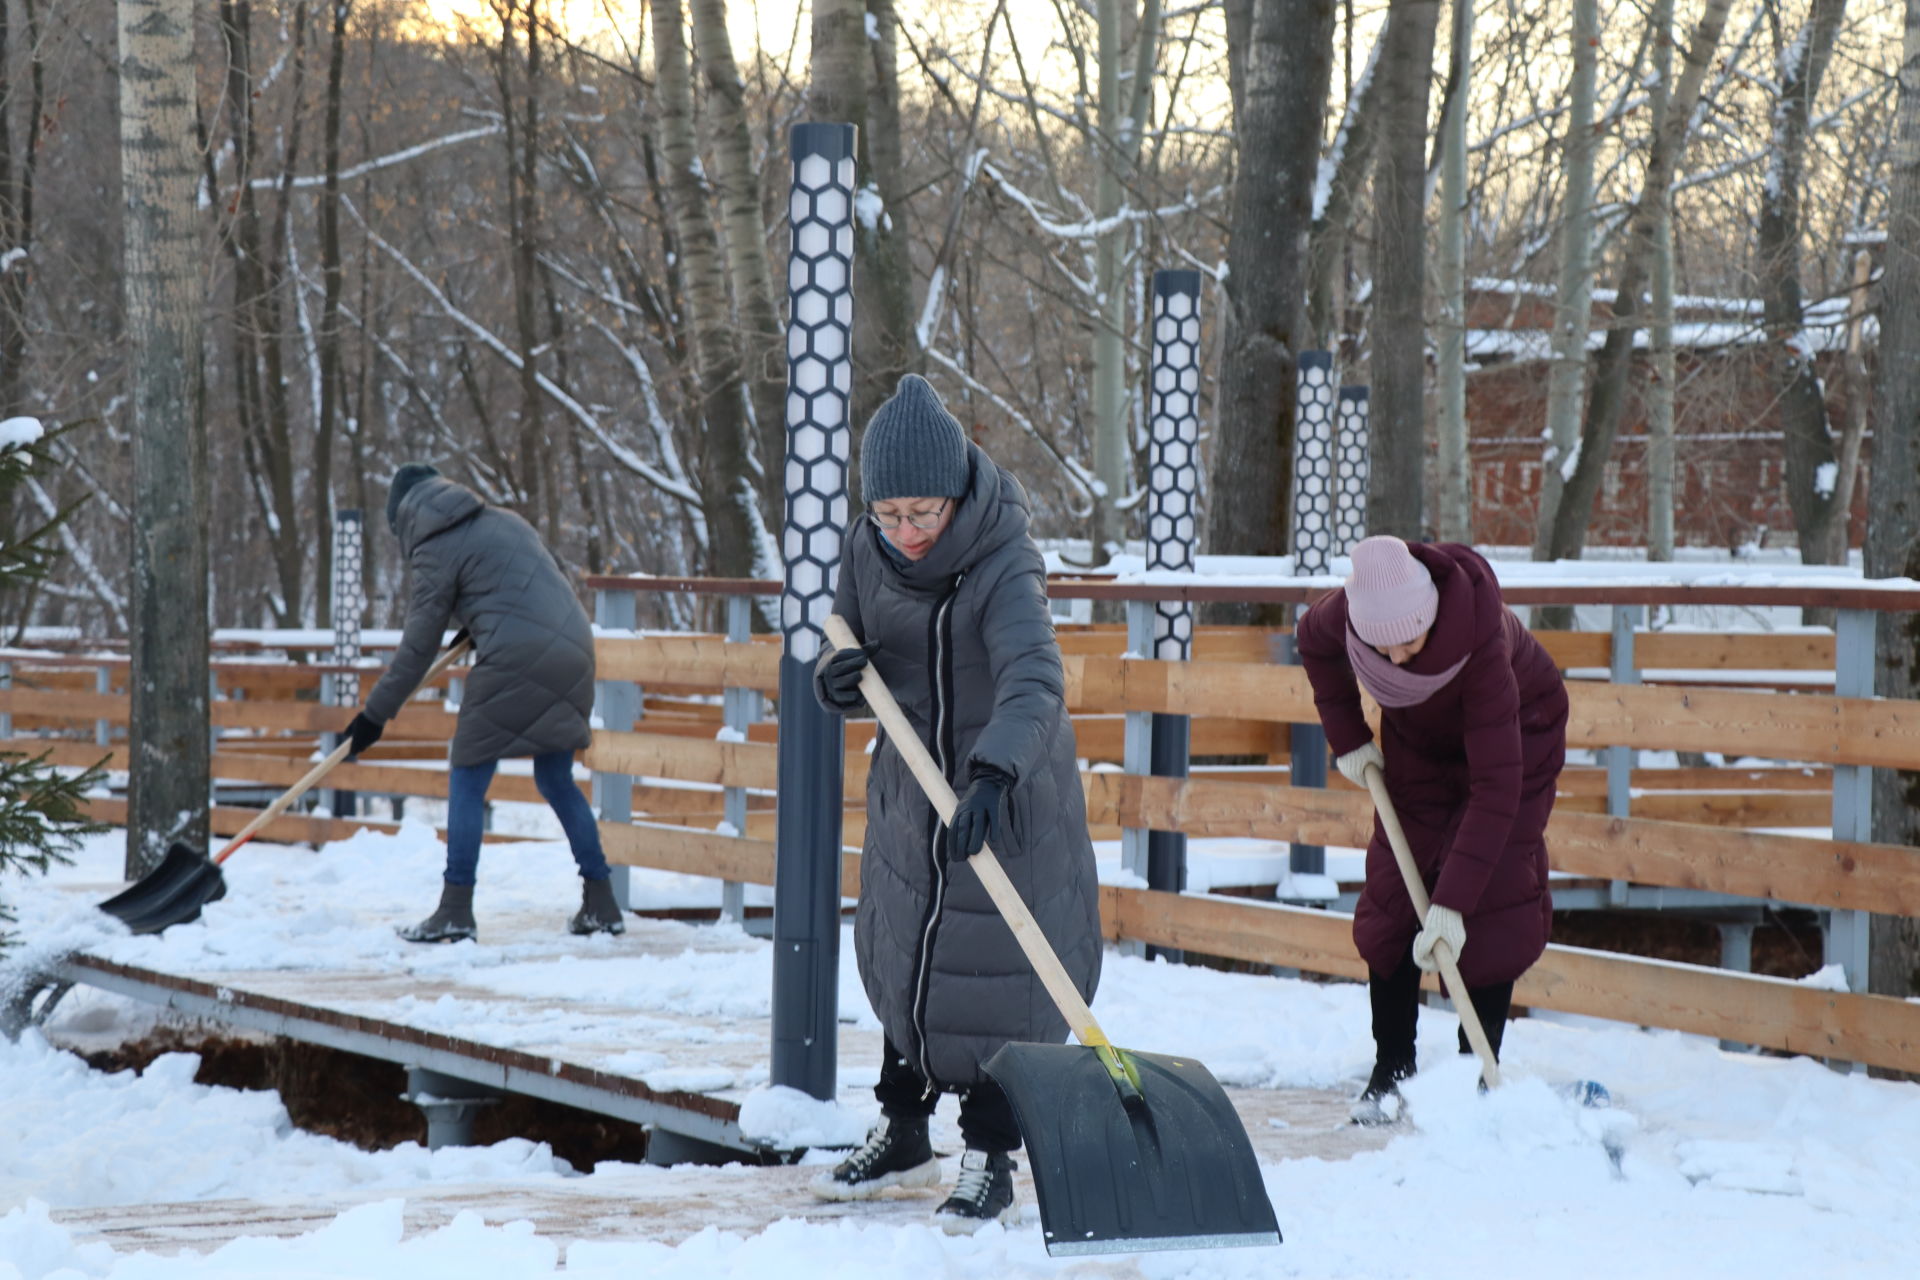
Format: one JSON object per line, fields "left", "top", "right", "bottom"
{"left": 1454, "top": 280, "right": 1871, "bottom": 552}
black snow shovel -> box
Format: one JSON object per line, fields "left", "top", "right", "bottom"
{"left": 99, "top": 637, "right": 472, "bottom": 935}
{"left": 1361, "top": 762, "right": 1502, "bottom": 1088}
{"left": 824, "top": 615, "right": 1280, "bottom": 1257}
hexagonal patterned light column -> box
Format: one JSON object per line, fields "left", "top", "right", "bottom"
{"left": 773, "top": 122, "right": 856, "bottom": 1101}
{"left": 1144, "top": 271, "right": 1201, "bottom": 907}
{"left": 1291, "top": 351, "right": 1337, "bottom": 577}
{"left": 328, "top": 509, "right": 365, "bottom": 817}
{"left": 1334, "top": 385, "right": 1372, "bottom": 558}
{"left": 1286, "top": 352, "right": 1337, "bottom": 880}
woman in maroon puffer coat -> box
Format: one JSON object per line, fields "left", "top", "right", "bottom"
{"left": 1296, "top": 536, "right": 1567, "bottom": 1123}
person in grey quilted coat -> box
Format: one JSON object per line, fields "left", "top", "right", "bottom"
{"left": 344, "top": 464, "right": 624, "bottom": 944}
{"left": 805, "top": 375, "right": 1101, "bottom": 1234}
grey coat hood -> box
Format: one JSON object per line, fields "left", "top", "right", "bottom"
{"left": 818, "top": 444, "right": 1102, "bottom": 1087}
{"left": 366, "top": 477, "right": 595, "bottom": 767}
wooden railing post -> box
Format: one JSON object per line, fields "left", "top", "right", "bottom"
{"left": 593, "top": 586, "right": 641, "bottom": 911}
{"left": 720, "top": 594, "right": 760, "bottom": 926}
{"left": 1606, "top": 604, "right": 1643, "bottom": 907}
{"left": 94, "top": 664, "right": 111, "bottom": 748}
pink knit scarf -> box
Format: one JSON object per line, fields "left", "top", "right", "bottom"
{"left": 1344, "top": 622, "right": 1469, "bottom": 708}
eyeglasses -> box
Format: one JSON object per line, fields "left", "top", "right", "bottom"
{"left": 870, "top": 500, "right": 949, "bottom": 531}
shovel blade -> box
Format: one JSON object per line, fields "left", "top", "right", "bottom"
{"left": 985, "top": 1041, "right": 1280, "bottom": 1257}
{"left": 97, "top": 842, "right": 228, "bottom": 935}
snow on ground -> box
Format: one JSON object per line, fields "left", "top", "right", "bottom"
{"left": 4, "top": 826, "right": 1920, "bottom": 1277}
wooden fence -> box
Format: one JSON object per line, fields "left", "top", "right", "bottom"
{"left": 7, "top": 574, "right": 1920, "bottom": 1073}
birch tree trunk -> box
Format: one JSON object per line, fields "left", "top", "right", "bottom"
{"left": 1545, "top": 0, "right": 1734, "bottom": 565}
{"left": 1209, "top": 0, "right": 1334, "bottom": 620}
{"left": 1868, "top": 0, "right": 1920, "bottom": 1009}
{"left": 1646, "top": 0, "right": 1677, "bottom": 562}
{"left": 120, "top": 0, "right": 209, "bottom": 875}
{"left": 1761, "top": 0, "right": 1849, "bottom": 574}
{"left": 1088, "top": 0, "right": 1161, "bottom": 562}
{"left": 1432, "top": 0, "right": 1472, "bottom": 543}
{"left": 1533, "top": 0, "right": 1597, "bottom": 559}
{"left": 690, "top": 0, "right": 783, "bottom": 522}
{"left": 1367, "top": 0, "right": 1439, "bottom": 539}
{"left": 653, "top": 0, "right": 760, "bottom": 579}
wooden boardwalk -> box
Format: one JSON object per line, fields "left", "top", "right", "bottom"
{"left": 44, "top": 895, "right": 1387, "bottom": 1258}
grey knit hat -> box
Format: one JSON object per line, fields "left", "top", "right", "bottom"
{"left": 860, "top": 374, "right": 970, "bottom": 502}
{"left": 387, "top": 462, "right": 441, "bottom": 533}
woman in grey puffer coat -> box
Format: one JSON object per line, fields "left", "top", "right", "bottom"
{"left": 807, "top": 375, "right": 1102, "bottom": 1234}
{"left": 344, "top": 464, "right": 624, "bottom": 944}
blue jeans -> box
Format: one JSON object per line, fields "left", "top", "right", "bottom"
{"left": 443, "top": 749, "right": 612, "bottom": 886}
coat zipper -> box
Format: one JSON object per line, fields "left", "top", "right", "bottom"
{"left": 909, "top": 571, "right": 965, "bottom": 1087}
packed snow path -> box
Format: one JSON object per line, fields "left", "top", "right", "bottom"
{"left": 3, "top": 828, "right": 1918, "bottom": 1277}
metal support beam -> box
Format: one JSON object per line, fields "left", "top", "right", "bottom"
{"left": 403, "top": 1066, "right": 500, "bottom": 1150}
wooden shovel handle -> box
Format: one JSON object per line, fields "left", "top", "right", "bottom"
{"left": 1362, "top": 762, "right": 1502, "bottom": 1089}
{"left": 213, "top": 636, "right": 474, "bottom": 865}
{"left": 823, "top": 615, "right": 1113, "bottom": 1052}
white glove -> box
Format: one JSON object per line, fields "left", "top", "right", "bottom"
{"left": 1412, "top": 904, "right": 1467, "bottom": 973}
{"left": 1334, "top": 741, "right": 1384, "bottom": 788}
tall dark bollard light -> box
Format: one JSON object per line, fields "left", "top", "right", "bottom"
{"left": 328, "top": 509, "right": 365, "bottom": 819}
{"left": 1144, "top": 271, "right": 1201, "bottom": 918}
{"left": 1285, "top": 352, "right": 1338, "bottom": 881}
{"left": 772, "top": 122, "right": 857, "bottom": 1101}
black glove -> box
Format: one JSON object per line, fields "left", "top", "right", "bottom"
{"left": 344, "top": 712, "right": 385, "bottom": 758}
{"left": 817, "top": 641, "right": 878, "bottom": 713}
{"left": 449, "top": 628, "right": 472, "bottom": 652}
{"left": 948, "top": 765, "right": 1011, "bottom": 861}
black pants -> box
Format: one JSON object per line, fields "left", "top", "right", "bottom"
{"left": 1370, "top": 951, "right": 1512, "bottom": 1072}
{"left": 875, "top": 1038, "right": 1022, "bottom": 1154}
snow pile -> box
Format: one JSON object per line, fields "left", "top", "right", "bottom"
{"left": 3, "top": 830, "right": 1920, "bottom": 1276}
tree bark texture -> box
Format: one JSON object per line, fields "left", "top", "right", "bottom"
{"left": 1760, "top": 0, "right": 1849, "bottom": 569}
{"left": 1208, "top": 0, "right": 1333, "bottom": 622}
{"left": 653, "top": 0, "right": 760, "bottom": 579}
{"left": 1533, "top": 0, "right": 1597, "bottom": 559}
{"left": 1545, "top": 0, "right": 1734, "bottom": 564}
{"left": 1867, "top": 0, "right": 1920, "bottom": 1007}
{"left": 811, "top": 0, "right": 918, "bottom": 487}
{"left": 1433, "top": 0, "right": 1472, "bottom": 543}
{"left": 1646, "top": 0, "right": 1677, "bottom": 562}
{"left": 0, "top": 0, "right": 45, "bottom": 419}
{"left": 1366, "top": 0, "right": 1438, "bottom": 539}
{"left": 689, "top": 0, "right": 784, "bottom": 524}
{"left": 120, "top": 0, "right": 210, "bottom": 875}
{"left": 315, "top": 0, "right": 351, "bottom": 620}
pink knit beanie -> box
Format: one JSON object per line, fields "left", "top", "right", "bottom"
{"left": 1345, "top": 536, "right": 1438, "bottom": 646}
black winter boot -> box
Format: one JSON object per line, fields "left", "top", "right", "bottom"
{"left": 810, "top": 1116, "right": 940, "bottom": 1201}
{"left": 934, "top": 1148, "right": 1019, "bottom": 1233}
{"left": 1349, "top": 1057, "right": 1416, "bottom": 1127}
{"left": 398, "top": 882, "right": 476, "bottom": 944}
{"left": 569, "top": 877, "right": 626, "bottom": 936}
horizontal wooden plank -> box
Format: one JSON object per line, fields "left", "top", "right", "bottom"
{"left": 598, "top": 821, "right": 861, "bottom": 898}
{"left": 1099, "top": 886, "right": 1920, "bottom": 1074}
{"left": 81, "top": 798, "right": 531, "bottom": 852}
{"left": 1095, "top": 773, "right": 1916, "bottom": 915}
{"left": 1566, "top": 682, "right": 1920, "bottom": 770}
{"left": 586, "top": 729, "right": 870, "bottom": 797}
{"left": 595, "top": 636, "right": 780, "bottom": 693}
